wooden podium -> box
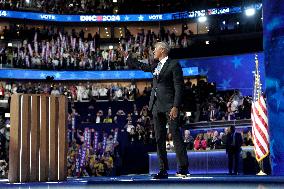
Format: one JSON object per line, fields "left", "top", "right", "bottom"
{"left": 8, "top": 94, "right": 68, "bottom": 183}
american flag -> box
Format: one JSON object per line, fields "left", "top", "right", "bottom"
{"left": 251, "top": 54, "right": 269, "bottom": 162}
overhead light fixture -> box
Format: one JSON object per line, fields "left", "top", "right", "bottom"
{"left": 205, "top": 41, "right": 209, "bottom": 45}
{"left": 198, "top": 16, "right": 207, "bottom": 23}
{"left": 245, "top": 8, "right": 256, "bottom": 16}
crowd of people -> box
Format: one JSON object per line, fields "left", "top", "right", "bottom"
{"left": 0, "top": 77, "right": 254, "bottom": 177}
{"left": 0, "top": 79, "right": 255, "bottom": 177}
{"left": 167, "top": 128, "right": 253, "bottom": 152}
{"left": 0, "top": 0, "right": 117, "bottom": 14}
{"left": 0, "top": 81, "right": 143, "bottom": 102}
{"left": 0, "top": 79, "right": 252, "bottom": 121}
{"left": 0, "top": 115, "right": 9, "bottom": 178}
{"left": 0, "top": 0, "right": 246, "bottom": 14}
{"left": 67, "top": 129, "right": 120, "bottom": 177}
{"left": 65, "top": 93, "right": 254, "bottom": 176}
{"left": 0, "top": 25, "right": 193, "bottom": 70}
{"left": 183, "top": 80, "right": 252, "bottom": 122}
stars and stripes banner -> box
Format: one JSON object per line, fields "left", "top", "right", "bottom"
{"left": 251, "top": 54, "right": 270, "bottom": 162}
{"left": 0, "top": 67, "right": 199, "bottom": 80}
{"left": 251, "top": 95, "right": 269, "bottom": 161}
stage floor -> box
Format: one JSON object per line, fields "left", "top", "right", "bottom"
{"left": 0, "top": 174, "right": 284, "bottom": 189}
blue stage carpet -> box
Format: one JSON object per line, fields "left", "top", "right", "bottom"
{"left": 0, "top": 175, "right": 284, "bottom": 189}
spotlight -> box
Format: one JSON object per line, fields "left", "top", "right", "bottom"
{"left": 205, "top": 41, "right": 209, "bottom": 45}
{"left": 245, "top": 8, "right": 255, "bottom": 16}
{"left": 236, "top": 22, "right": 240, "bottom": 25}
{"left": 198, "top": 16, "right": 207, "bottom": 23}
{"left": 222, "top": 21, "right": 226, "bottom": 25}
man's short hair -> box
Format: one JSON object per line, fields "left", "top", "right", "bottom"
{"left": 155, "top": 41, "right": 170, "bottom": 55}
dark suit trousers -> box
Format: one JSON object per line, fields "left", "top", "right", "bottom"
{"left": 153, "top": 104, "right": 189, "bottom": 171}
{"left": 228, "top": 148, "right": 240, "bottom": 174}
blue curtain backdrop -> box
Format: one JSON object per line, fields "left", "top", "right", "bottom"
{"left": 263, "top": 0, "right": 284, "bottom": 176}
{"left": 179, "top": 52, "right": 265, "bottom": 96}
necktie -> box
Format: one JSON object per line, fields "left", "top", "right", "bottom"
{"left": 155, "top": 62, "right": 162, "bottom": 75}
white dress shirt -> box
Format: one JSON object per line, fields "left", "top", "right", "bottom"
{"left": 154, "top": 56, "right": 168, "bottom": 76}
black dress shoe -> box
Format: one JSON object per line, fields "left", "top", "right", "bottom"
{"left": 176, "top": 170, "right": 190, "bottom": 177}
{"left": 153, "top": 170, "right": 168, "bottom": 179}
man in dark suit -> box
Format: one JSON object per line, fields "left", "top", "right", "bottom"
{"left": 226, "top": 125, "right": 243, "bottom": 175}
{"left": 119, "top": 42, "right": 189, "bottom": 179}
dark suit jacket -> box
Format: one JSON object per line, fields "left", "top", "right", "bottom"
{"left": 127, "top": 55, "right": 184, "bottom": 112}
{"left": 226, "top": 132, "right": 243, "bottom": 153}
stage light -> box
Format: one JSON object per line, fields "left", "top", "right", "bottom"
{"left": 245, "top": 8, "right": 255, "bottom": 16}
{"left": 8, "top": 43, "right": 12, "bottom": 47}
{"left": 109, "top": 45, "right": 113, "bottom": 50}
{"left": 222, "top": 21, "right": 226, "bottom": 25}
{"left": 206, "top": 41, "right": 209, "bottom": 45}
{"left": 25, "top": 0, "right": 30, "bottom": 4}
{"left": 198, "top": 16, "right": 207, "bottom": 23}
{"left": 237, "top": 22, "right": 240, "bottom": 25}
{"left": 113, "top": 0, "right": 117, "bottom": 2}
